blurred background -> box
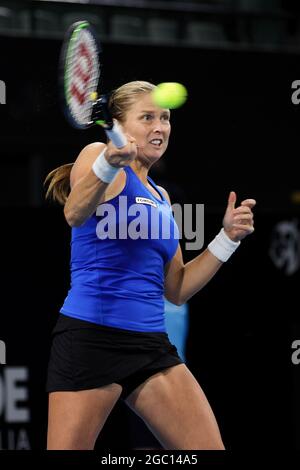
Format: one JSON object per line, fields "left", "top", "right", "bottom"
{"left": 0, "top": 0, "right": 300, "bottom": 451}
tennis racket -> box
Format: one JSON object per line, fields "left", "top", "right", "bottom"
{"left": 59, "top": 20, "right": 127, "bottom": 148}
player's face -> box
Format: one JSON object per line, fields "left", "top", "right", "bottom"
{"left": 123, "top": 93, "right": 171, "bottom": 161}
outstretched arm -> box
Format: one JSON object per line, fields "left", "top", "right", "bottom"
{"left": 164, "top": 191, "right": 256, "bottom": 305}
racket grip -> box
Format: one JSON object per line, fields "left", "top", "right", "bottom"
{"left": 105, "top": 120, "right": 127, "bottom": 148}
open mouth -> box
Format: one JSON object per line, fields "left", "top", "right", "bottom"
{"left": 149, "top": 139, "right": 163, "bottom": 147}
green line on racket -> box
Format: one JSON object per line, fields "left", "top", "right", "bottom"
{"left": 96, "top": 120, "right": 106, "bottom": 126}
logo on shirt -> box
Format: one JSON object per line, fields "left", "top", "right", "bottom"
{"left": 135, "top": 197, "right": 158, "bottom": 208}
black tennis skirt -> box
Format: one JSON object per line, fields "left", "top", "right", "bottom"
{"left": 46, "top": 314, "right": 183, "bottom": 400}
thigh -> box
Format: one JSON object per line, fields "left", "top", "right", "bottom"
{"left": 125, "top": 364, "right": 224, "bottom": 450}
{"left": 47, "top": 383, "right": 122, "bottom": 450}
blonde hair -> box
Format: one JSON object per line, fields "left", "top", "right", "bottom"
{"left": 44, "top": 80, "right": 155, "bottom": 205}
{"left": 109, "top": 80, "right": 156, "bottom": 123}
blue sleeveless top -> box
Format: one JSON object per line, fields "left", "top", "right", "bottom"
{"left": 60, "top": 166, "right": 179, "bottom": 332}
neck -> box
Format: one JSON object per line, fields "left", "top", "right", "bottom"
{"left": 130, "top": 159, "right": 151, "bottom": 185}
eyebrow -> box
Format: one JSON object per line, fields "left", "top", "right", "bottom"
{"left": 139, "top": 109, "right": 170, "bottom": 114}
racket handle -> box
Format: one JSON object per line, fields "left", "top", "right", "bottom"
{"left": 105, "top": 120, "right": 127, "bottom": 149}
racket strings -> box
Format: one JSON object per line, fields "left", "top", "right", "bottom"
{"left": 66, "top": 28, "right": 100, "bottom": 126}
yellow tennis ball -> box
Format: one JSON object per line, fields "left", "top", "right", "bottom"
{"left": 152, "top": 82, "right": 188, "bottom": 109}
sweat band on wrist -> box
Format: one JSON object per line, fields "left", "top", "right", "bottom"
{"left": 92, "top": 148, "right": 120, "bottom": 184}
{"left": 207, "top": 228, "right": 241, "bottom": 262}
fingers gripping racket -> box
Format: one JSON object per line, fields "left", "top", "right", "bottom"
{"left": 59, "top": 20, "right": 127, "bottom": 148}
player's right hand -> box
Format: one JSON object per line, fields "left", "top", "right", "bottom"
{"left": 104, "top": 134, "right": 137, "bottom": 168}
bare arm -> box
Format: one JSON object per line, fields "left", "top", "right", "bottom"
{"left": 64, "top": 143, "right": 107, "bottom": 227}
{"left": 164, "top": 243, "right": 222, "bottom": 306}
{"left": 64, "top": 138, "right": 137, "bottom": 227}
{"left": 163, "top": 188, "right": 256, "bottom": 306}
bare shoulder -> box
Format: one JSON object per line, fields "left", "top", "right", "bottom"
{"left": 74, "top": 141, "right": 106, "bottom": 167}
{"left": 157, "top": 185, "right": 171, "bottom": 205}
{"left": 71, "top": 142, "right": 106, "bottom": 187}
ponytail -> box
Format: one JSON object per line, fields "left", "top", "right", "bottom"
{"left": 44, "top": 163, "right": 73, "bottom": 205}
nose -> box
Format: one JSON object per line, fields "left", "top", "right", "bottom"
{"left": 152, "top": 118, "right": 164, "bottom": 133}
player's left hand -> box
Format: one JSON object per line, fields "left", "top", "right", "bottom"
{"left": 223, "top": 191, "right": 256, "bottom": 242}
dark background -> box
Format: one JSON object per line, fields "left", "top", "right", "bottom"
{"left": 0, "top": 0, "right": 300, "bottom": 453}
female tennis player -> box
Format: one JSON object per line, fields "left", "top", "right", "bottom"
{"left": 45, "top": 81, "right": 255, "bottom": 450}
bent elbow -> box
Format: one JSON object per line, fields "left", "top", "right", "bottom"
{"left": 165, "top": 292, "right": 184, "bottom": 307}
{"left": 173, "top": 297, "right": 185, "bottom": 307}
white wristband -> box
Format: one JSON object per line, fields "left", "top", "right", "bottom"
{"left": 208, "top": 228, "right": 241, "bottom": 262}
{"left": 92, "top": 148, "right": 120, "bottom": 184}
